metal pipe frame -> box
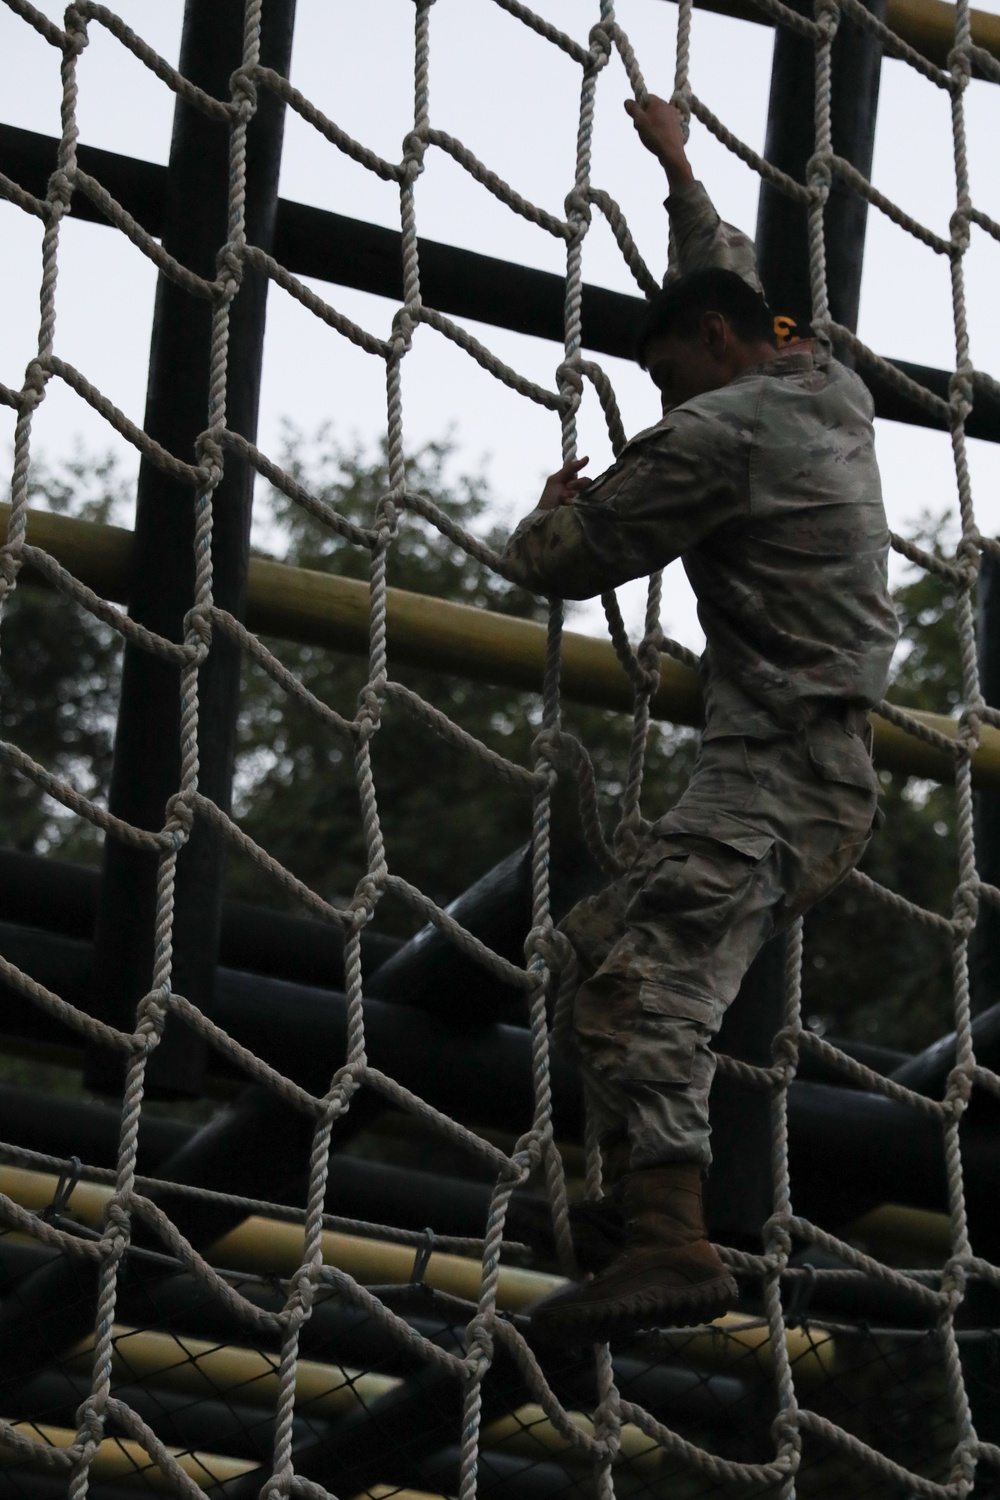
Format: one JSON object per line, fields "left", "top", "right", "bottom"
{"left": 2, "top": 121, "right": 999, "bottom": 443}
{"left": 2, "top": 499, "right": 995, "bottom": 791}
{"left": 83, "top": 0, "right": 297, "bottom": 1100}
{"left": 0, "top": 848, "right": 399, "bottom": 990}
{"left": 668, "top": 0, "right": 1000, "bottom": 66}
{"left": 713, "top": 0, "right": 887, "bottom": 1242}
{"left": 3, "top": 923, "right": 1000, "bottom": 1250}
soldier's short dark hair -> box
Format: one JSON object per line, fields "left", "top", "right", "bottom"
{"left": 635, "top": 269, "right": 778, "bottom": 367}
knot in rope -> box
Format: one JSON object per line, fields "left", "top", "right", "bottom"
{"left": 349, "top": 869, "right": 386, "bottom": 917}
{"left": 356, "top": 683, "right": 384, "bottom": 736}
{"left": 135, "top": 990, "right": 169, "bottom": 1040}
{"left": 47, "top": 168, "right": 76, "bottom": 211}
{"left": 941, "top": 1255, "right": 969, "bottom": 1305}
{"left": 375, "top": 495, "right": 399, "bottom": 537}
{"left": 183, "top": 603, "right": 213, "bottom": 662}
{"left": 63, "top": 7, "right": 90, "bottom": 54}
{"left": 195, "top": 433, "right": 225, "bottom": 486}
{"left": 77, "top": 1396, "right": 105, "bottom": 1449}
{"left": 0, "top": 542, "right": 23, "bottom": 589}
{"left": 555, "top": 359, "right": 585, "bottom": 400}
{"left": 949, "top": 367, "right": 975, "bottom": 420}
{"left": 612, "top": 821, "right": 642, "bottom": 866}
{"left": 530, "top": 925, "right": 573, "bottom": 976}
{"left": 949, "top": 203, "right": 973, "bottom": 255}
{"left": 771, "top": 1410, "right": 804, "bottom": 1459}
{"left": 216, "top": 240, "right": 246, "bottom": 296}
{"left": 593, "top": 1400, "right": 623, "bottom": 1453}
{"left": 771, "top": 1026, "right": 801, "bottom": 1074}
{"left": 952, "top": 878, "right": 980, "bottom": 935}
{"left": 763, "top": 1213, "right": 793, "bottom": 1259}
{"left": 390, "top": 307, "right": 415, "bottom": 358}
{"left": 103, "top": 1199, "right": 131, "bottom": 1237}
{"left": 637, "top": 628, "right": 663, "bottom": 676}
{"left": 229, "top": 64, "right": 259, "bottom": 117}
{"left": 259, "top": 1470, "right": 294, "bottom": 1500}
{"left": 164, "top": 790, "right": 195, "bottom": 848}
{"left": 531, "top": 724, "right": 562, "bottom": 768}
{"left": 464, "top": 1313, "right": 495, "bottom": 1375}
{"left": 22, "top": 357, "right": 48, "bottom": 401}
{"left": 587, "top": 22, "right": 613, "bottom": 67}
{"left": 401, "top": 128, "right": 428, "bottom": 179}
{"left": 814, "top": 0, "right": 841, "bottom": 37}
{"left": 286, "top": 1264, "right": 319, "bottom": 1318}
{"left": 563, "top": 185, "right": 593, "bottom": 226}
{"left": 323, "top": 1066, "right": 365, "bottom": 1116}
{"left": 955, "top": 531, "right": 982, "bottom": 583}
{"left": 805, "top": 152, "right": 833, "bottom": 200}
{"left": 947, "top": 45, "right": 972, "bottom": 88}
{"left": 955, "top": 704, "right": 982, "bottom": 760}
{"left": 945, "top": 1062, "right": 974, "bottom": 1112}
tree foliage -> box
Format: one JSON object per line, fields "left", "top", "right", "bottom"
{"left": 227, "top": 427, "right": 697, "bottom": 928}
{"left": 0, "top": 440, "right": 970, "bottom": 1049}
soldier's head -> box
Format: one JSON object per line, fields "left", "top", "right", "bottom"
{"left": 636, "top": 268, "right": 778, "bottom": 413}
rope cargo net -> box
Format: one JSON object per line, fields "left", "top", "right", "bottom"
{"left": 1, "top": 0, "right": 1000, "bottom": 1497}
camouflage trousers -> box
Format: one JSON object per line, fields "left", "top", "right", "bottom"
{"left": 558, "top": 718, "right": 879, "bottom": 1171}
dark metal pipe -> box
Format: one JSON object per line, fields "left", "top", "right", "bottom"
{"left": 0, "top": 1476, "right": 150, "bottom": 1500}
{"left": 366, "top": 835, "right": 605, "bottom": 1024}
{"left": 755, "top": 0, "right": 886, "bottom": 336}
{"left": 144, "top": 820, "right": 605, "bottom": 1247}
{"left": 889, "top": 995, "right": 1000, "bottom": 1100}
{"left": 85, "top": 0, "right": 296, "bottom": 1100}
{"left": 0, "top": 849, "right": 399, "bottom": 988}
{"left": 13, "top": 1370, "right": 324, "bottom": 1466}
{"left": 793, "top": 1036, "right": 912, "bottom": 1086}
{"left": 712, "top": 0, "right": 889, "bottom": 1249}
{"left": 3, "top": 923, "right": 1000, "bottom": 1245}
{"left": 0, "top": 1084, "right": 551, "bottom": 1253}
{"left": 2, "top": 124, "right": 998, "bottom": 441}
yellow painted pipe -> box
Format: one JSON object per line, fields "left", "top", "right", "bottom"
{"left": 0, "top": 1163, "right": 118, "bottom": 1232}
{"left": 210, "top": 1215, "right": 559, "bottom": 1312}
{"left": 482, "top": 1405, "right": 665, "bottom": 1469}
{"left": 0, "top": 1164, "right": 554, "bottom": 1313}
{"left": 0, "top": 1421, "right": 256, "bottom": 1491}
{"left": 844, "top": 1203, "right": 951, "bottom": 1268}
{"left": 3, "top": 502, "right": 997, "bottom": 790}
{"left": 66, "top": 1325, "right": 397, "bottom": 1417}
{"left": 647, "top": 1311, "right": 835, "bottom": 1385}
{"left": 689, "top": 0, "right": 1000, "bottom": 70}
{"left": 2, "top": 1167, "right": 835, "bottom": 1375}
{"left": 357, "top": 1490, "right": 448, "bottom": 1500}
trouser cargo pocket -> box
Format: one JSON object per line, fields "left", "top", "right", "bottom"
{"left": 624, "top": 984, "right": 718, "bottom": 1086}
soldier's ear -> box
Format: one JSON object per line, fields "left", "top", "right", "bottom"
{"left": 701, "top": 310, "right": 728, "bottom": 356}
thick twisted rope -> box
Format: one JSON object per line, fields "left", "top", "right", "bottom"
{"left": 1, "top": 0, "right": 998, "bottom": 1496}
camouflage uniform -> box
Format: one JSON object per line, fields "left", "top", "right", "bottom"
{"left": 503, "top": 182, "right": 899, "bottom": 1171}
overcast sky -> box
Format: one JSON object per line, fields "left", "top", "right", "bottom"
{"left": 2, "top": 0, "right": 1000, "bottom": 650}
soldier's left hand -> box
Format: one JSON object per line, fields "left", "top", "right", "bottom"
{"left": 538, "top": 456, "right": 590, "bottom": 510}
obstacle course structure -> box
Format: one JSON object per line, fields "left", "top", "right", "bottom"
{"left": 2, "top": 0, "right": 1000, "bottom": 1496}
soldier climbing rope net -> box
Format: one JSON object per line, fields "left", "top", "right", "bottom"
{"left": 1, "top": 0, "right": 1000, "bottom": 1497}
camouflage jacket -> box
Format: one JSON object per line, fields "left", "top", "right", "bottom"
{"left": 502, "top": 182, "right": 899, "bottom": 739}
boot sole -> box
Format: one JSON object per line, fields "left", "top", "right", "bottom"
{"left": 533, "top": 1272, "right": 738, "bottom": 1345}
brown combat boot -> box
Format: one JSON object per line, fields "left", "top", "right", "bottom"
{"left": 532, "top": 1164, "right": 738, "bottom": 1344}
{"left": 567, "top": 1137, "right": 630, "bottom": 1273}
